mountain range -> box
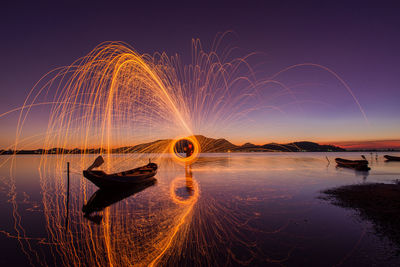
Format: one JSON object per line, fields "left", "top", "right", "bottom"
{"left": 0, "top": 135, "right": 345, "bottom": 154}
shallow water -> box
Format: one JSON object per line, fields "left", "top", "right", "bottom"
{"left": 0, "top": 152, "right": 400, "bottom": 266}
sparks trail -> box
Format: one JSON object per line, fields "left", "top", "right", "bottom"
{"left": 1, "top": 34, "right": 368, "bottom": 266}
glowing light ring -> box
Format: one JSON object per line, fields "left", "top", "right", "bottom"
{"left": 169, "top": 176, "right": 200, "bottom": 205}
{"left": 169, "top": 136, "right": 200, "bottom": 164}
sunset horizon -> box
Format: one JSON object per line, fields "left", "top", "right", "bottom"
{"left": 2, "top": 135, "right": 400, "bottom": 151}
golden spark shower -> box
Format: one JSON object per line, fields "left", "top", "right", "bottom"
{"left": 13, "top": 37, "right": 267, "bottom": 163}
{"left": 4, "top": 36, "right": 276, "bottom": 266}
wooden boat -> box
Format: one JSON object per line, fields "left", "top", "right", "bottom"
{"left": 335, "top": 158, "right": 370, "bottom": 171}
{"left": 384, "top": 155, "right": 400, "bottom": 161}
{"left": 83, "top": 156, "right": 158, "bottom": 188}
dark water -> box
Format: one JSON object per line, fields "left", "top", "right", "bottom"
{"left": 0, "top": 152, "right": 400, "bottom": 266}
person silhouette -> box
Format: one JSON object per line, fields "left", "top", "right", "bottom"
{"left": 185, "top": 163, "right": 194, "bottom": 195}
{"left": 186, "top": 143, "right": 193, "bottom": 158}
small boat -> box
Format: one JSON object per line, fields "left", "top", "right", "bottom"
{"left": 384, "top": 155, "right": 400, "bottom": 161}
{"left": 335, "top": 158, "right": 370, "bottom": 171}
{"left": 83, "top": 156, "right": 158, "bottom": 188}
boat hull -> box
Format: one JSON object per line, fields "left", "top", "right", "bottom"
{"left": 83, "top": 163, "right": 158, "bottom": 188}
{"left": 335, "top": 158, "right": 370, "bottom": 171}
{"left": 384, "top": 155, "right": 400, "bottom": 161}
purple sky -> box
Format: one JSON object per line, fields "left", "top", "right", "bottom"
{"left": 0, "top": 1, "right": 399, "bottom": 148}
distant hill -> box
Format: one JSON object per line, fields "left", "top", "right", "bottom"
{"left": 0, "top": 136, "right": 345, "bottom": 154}
{"left": 194, "top": 135, "right": 237, "bottom": 152}
{"left": 259, "top": 141, "right": 345, "bottom": 152}
{"left": 223, "top": 141, "right": 345, "bottom": 152}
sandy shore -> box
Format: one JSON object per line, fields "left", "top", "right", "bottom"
{"left": 321, "top": 181, "right": 400, "bottom": 252}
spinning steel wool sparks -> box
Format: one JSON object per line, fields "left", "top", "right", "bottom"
{"left": 1, "top": 36, "right": 369, "bottom": 266}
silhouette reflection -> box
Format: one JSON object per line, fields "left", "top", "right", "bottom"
{"left": 336, "top": 166, "right": 369, "bottom": 181}
{"left": 82, "top": 178, "right": 157, "bottom": 224}
{"left": 185, "top": 163, "right": 194, "bottom": 195}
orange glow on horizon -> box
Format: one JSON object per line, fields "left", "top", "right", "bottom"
{"left": 324, "top": 139, "right": 400, "bottom": 150}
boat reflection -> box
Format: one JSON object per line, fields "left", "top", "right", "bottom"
{"left": 82, "top": 178, "right": 157, "bottom": 224}
{"left": 336, "top": 165, "right": 370, "bottom": 181}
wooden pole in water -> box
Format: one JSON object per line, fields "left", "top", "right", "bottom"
{"left": 67, "top": 162, "right": 70, "bottom": 179}
{"left": 66, "top": 162, "right": 70, "bottom": 230}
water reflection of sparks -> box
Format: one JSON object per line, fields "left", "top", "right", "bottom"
{"left": 38, "top": 158, "right": 201, "bottom": 266}
{"left": 3, "top": 155, "right": 355, "bottom": 266}
{"left": 169, "top": 166, "right": 198, "bottom": 205}
{"left": 150, "top": 166, "right": 199, "bottom": 266}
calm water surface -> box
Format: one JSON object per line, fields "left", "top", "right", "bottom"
{"left": 1, "top": 152, "right": 400, "bottom": 266}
